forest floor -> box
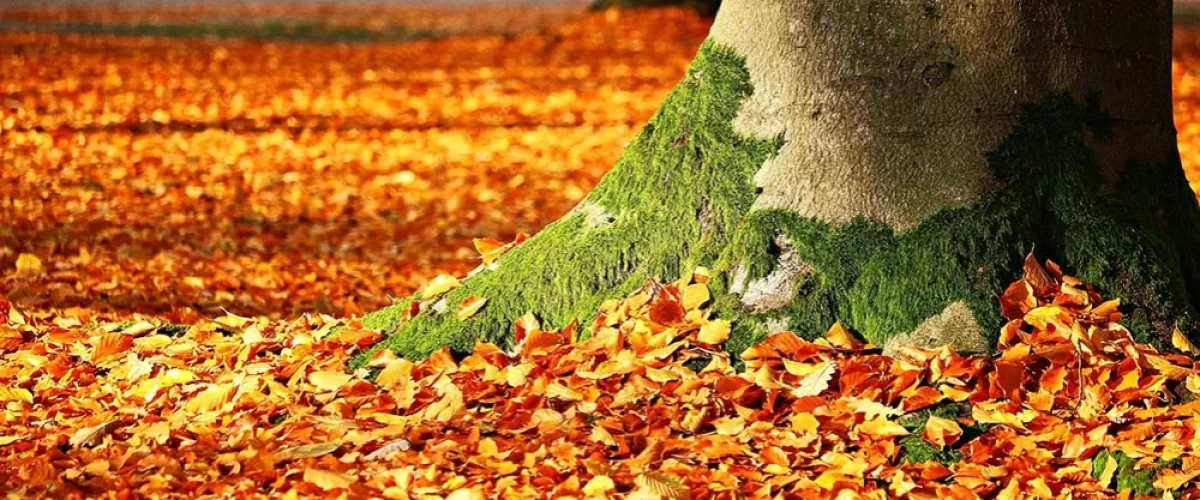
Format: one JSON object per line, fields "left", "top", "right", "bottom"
{"left": 3, "top": 6, "right": 1200, "bottom": 499}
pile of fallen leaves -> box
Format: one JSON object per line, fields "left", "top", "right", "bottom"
{"left": 0, "top": 8, "right": 707, "bottom": 321}
{"left": 3, "top": 259, "right": 1199, "bottom": 499}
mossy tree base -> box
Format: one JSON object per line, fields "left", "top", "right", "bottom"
{"left": 357, "top": 41, "right": 1200, "bottom": 367}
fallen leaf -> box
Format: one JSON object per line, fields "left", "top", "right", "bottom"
{"left": 922, "top": 416, "right": 963, "bottom": 448}
{"left": 635, "top": 471, "right": 690, "bottom": 500}
{"left": 92, "top": 333, "right": 133, "bottom": 364}
{"left": 697, "top": 319, "right": 730, "bottom": 345}
{"left": 457, "top": 296, "right": 488, "bottom": 320}
{"left": 583, "top": 475, "right": 616, "bottom": 496}
{"left": 1174, "top": 327, "right": 1198, "bottom": 354}
{"left": 422, "top": 275, "right": 460, "bottom": 300}
{"left": 309, "top": 371, "right": 353, "bottom": 392}
{"left": 303, "top": 468, "right": 355, "bottom": 491}
{"left": 276, "top": 443, "right": 339, "bottom": 461}
{"left": 183, "top": 384, "right": 236, "bottom": 413}
{"left": 15, "top": 253, "right": 42, "bottom": 274}
{"left": 365, "top": 439, "right": 411, "bottom": 461}
{"left": 70, "top": 419, "right": 119, "bottom": 448}
{"left": 792, "top": 360, "right": 836, "bottom": 398}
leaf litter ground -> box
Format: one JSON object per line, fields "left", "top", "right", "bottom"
{"left": 4, "top": 259, "right": 1200, "bottom": 499}
{"left": 5, "top": 6, "right": 1200, "bottom": 500}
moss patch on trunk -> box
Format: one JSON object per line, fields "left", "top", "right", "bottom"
{"left": 719, "top": 95, "right": 1200, "bottom": 352}
{"left": 359, "top": 39, "right": 1200, "bottom": 364}
{"left": 355, "top": 40, "right": 780, "bottom": 363}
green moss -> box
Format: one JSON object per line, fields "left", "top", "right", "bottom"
{"left": 1091, "top": 450, "right": 1183, "bottom": 497}
{"left": 359, "top": 42, "right": 1200, "bottom": 363}
{"left": 718, "top": 95, "right": 1200, "bottom": 349}
{"left": 355, "top": 41, "right": 781, "bottom": 365}
{"left": 157, "top": 324, "right": 191, "bottom": 337}
{"left": 896, "top": 403, "right": 990, "bottom": 465}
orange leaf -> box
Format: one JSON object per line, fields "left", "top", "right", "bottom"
{"left": 825, "top": 321, "right": 864, "bottom": 350}
{"left": 922, "top": 416, "right": 963, "bottom": 449}
{"left": 92, "top": 333, "right": 133, "bottom": 365}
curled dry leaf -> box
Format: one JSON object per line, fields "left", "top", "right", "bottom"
{"left": 69, "top": 419, "right": 119, "bottom": 448}
{"left": 1174, "top": 327, "right": 1198, "bottom": 355}
{"left": 364, "top": 439, "right": 411, "bottom": 461}
{"left": 275, "top": 443, "right": 339, "bottom": 461}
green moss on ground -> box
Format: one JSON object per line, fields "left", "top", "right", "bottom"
{"left": 1091, "top": 450, "right": 1183, "bottom": 497}
{"left": 356, "top": 40, "right": 780, "bottom": 364}
{"left": 896, "top": 403, "right": 990, "bottom": 465}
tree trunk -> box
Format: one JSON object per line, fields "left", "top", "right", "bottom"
{"left": 360, "top": 0, "right": 1200, "bottom": 362}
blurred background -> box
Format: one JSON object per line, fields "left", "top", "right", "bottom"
{"left": 3, "top": 0, "right": 1200, "bottom": 326}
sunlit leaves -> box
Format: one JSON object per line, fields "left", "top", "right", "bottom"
{"left": 6, "top": 261, "right": 1200, "bottom": 497}
{"left": 14, "top": 253, "right": 42, "bottom": 275}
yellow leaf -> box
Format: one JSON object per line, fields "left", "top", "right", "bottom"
{"left": 634, "top": 471, "right": 689, "bottom": 500}
{"left": 589, "top": 426, "right": 617, "bottom": 447}
{"left": 1154, "top": 469, "right": 1200, "bottom": 491}
{"left": 121, "top": 320, "right": 157, "bottom": 336}
{"left": 309, "top": 371, "right": 353, "bottom": 392}
{"left": 790, "top": 413, "right": 820, "bottom": 434}
{"left": 922, "top": 416, "right": 963, "bottom": 448}
{"left": 15, "top": 253, "right": 42, "bottom": 274}
{"left": 183, "top": 383, "right": 235, "bottom": 413}
{"left": 303, "top": 468, "right": 356, "bottom": 491}
{"left": 583, "top": 475, "right": 616, "bottom": 496}
{"left": 792, "top": 361, "right": 836, "bottom": 398}
{"left": 1174, "top": 327, "right": 1198, "bottom": 355}
{"left": 1098, "top": 452, "right": 1119, "bottom": 488}
{"left": 375, "top": 359, "right": 414, "bottom": 390}
{"left": 473, "top": 238, "right": 512, "bottom": 265}
{"left": 421, "top": 274, "right": 460, "bottom": 300}
{"left": 815, "top": 470, "right": 852, "bottom": 491}
{"left": 825, "top": 322, "right": 864, "bottom": 349}
{"left": 545, "top": 382, "right": 583, "bottom": 401}
{"left": 681, "top": 283, "right": 710, "bottom": 311}
{"left": 456, "top": 296, "right": 488, "bottom": 321}
{"left": 859, "top": 417, "right": 910, "bottom": 438}
{"left": 697, "top": 319, "right": 731, "bottom": 345}
{"left": 446, "top": 488, "right": 485, "bottom": 500}
{"left": 276, "top": 443, "right": 339, "bottom": 461}
{"left": 0, "top": 387, "right": 33, "bottom": 404}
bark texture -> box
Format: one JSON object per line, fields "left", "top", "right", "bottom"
{"left": 359, "top": 0, "right": 1200, "bottom": 364}
{"left": 711, "top": 0, "right": 1174, "bottom": 231}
